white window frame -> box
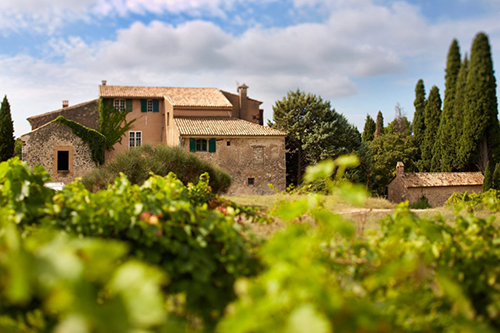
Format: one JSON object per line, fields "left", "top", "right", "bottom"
{"left": 114, "top": 99, "right": 126, "bottom": 111}
{"left": 129, "top": 131, "right": 142, "bottom": 148}
{"left": 147, "top": 100, "right": 154, "bottom": 112}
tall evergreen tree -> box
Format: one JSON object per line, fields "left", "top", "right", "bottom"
{"left": 459, "top": 32, "right": 500, "bottom": 171}
{"left": 374, "top": 111, "right": 384, "bottom": 137}
{"left": 453, "top": 55, "right": 469, "bottom": 170}
{"left": 435, "top": 40, "right": 461, "bottom": 172}
{"left": 422, "top": 86, "right": 442, "bottom": 172}
{"left": 0, "top": 96, "right": 15, "bottom": 162}
{"left": 362, "top": 114, "right": 376, "bottom": 142}
{"left": 413, "top": 79, "right": 426, "bottom": 167}
{"left": 493, "top": 163, "right": 500, "bottom": 190}
{"left": 484, "top": 161, "right": 493, "bottom": 191}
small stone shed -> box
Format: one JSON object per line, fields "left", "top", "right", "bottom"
{"left": 387, "top": 162, "right": 484, "bottom": 207}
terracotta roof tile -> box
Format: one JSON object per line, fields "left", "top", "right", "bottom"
{"left": 99, "top": 85, "right": 233, "bottom": 108}
{"left": 400, "top": 172, "right": 484, "bottom": 188}
{"left": 175, "top": 117, "right": 286, "bottom": 137}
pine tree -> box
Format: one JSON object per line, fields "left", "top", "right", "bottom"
{"left": 484, "top": 160, "right": 493, "bottom": 191}
{"left": 422, "top": 86, "right": 442, "bottom": 172}
{"left": 435, "top": 40, "right": 461, "bottom": 172}
{"left": 493, "top": 163, "right": 500, "bottom": 190}
{"left": 374, "top": 111, "right": 384, "bottom": 138}
{"left": 362, "top": 114, "right": 376, "bottom": 142}
{"left": 0, "top": 96, "right": 15, "bottom": 162}
{"left": 453, "top": 55, "right": 469, "bottom": 170}
{"left": 459, "top": 32, "right": 500, "bottom": 171}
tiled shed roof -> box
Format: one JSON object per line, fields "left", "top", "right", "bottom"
{"left": 175, "top": 117, "right": 286, "bottom": 137}
{"left": 400, "top": 172, "right": 484, "bottom": 188}
{"left": 99, "top": 85, "right": 233, "bottom": 108}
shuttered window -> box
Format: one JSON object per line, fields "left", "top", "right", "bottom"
{"left": 189, "top": 138, "right": 216, "bottom": 153}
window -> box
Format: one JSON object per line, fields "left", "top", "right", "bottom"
{"left": 167, "top": 112, "right": 170, "bottom": 126}
{"left": 57, "top": 151, "right": 69, "bottom": 172}
{"left": 114, "top": 99, "right": 126, "bottom": 111}
{"left": 227, "top": 141, "right": 231, "bottom": 146}
{"left": 147, "top": 100, "right": 153, "bottom": 112}
{"left": 141, "top": 99, "right": 159, "bottom": 112}
{"left": 129, "top": 131, "right": 142, "bottom": 148}
{"left": 196, "top": 139, "right": 207, "bottom": 152}
{"left": 247, "top": 178, "right": 255, "bottom": 186}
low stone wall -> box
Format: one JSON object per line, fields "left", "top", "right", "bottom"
{"left": 21, "top": 122, "right": 95, "bottom": 183}
{"left": 181, "top": 136, "right": 286, "bottom": 195}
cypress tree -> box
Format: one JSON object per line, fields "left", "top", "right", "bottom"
{"left": 493, "top": 163, "right": 500, "bottom": 190}
{"left": 0, "top": 96, "right": 15, "bottom": 162}
{"left": 374, "top": 111, "right": 384, "bottom": 138}
{"left": 422, "top": 86, "right": 442, "bottom": 172}
{"left": 453, "top": 55, "right": 469, "bottom": 170}
{"left": 483, "top": 160, "right": 493, "bottom": 191}
{"left": 413, "top": 79, "right": 426, "bottom": 148}
{"left": 459, "top": 32, "right": 500, "bottom": 171}
{"left": 435, "top": 40, "right": 461, "bottom": 172}
{"left": 362, "top": 114, "right": 376, "bottom": 142}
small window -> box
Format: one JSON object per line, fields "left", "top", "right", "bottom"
{"left": 167, "top": 112, "right": 170, "bottom": 126}
{"left": 129, "top": 131, "right": 142, "bottom": 148}
{"left": 147, "top": 100, "right": 153, "bottom": 112}
{"left": 114, "top": 99, "right": 126, "bottom": 111}
{"left": 196, "top": 139, "right": 207, "bottom": 152}
{"left": 247, "top": 178, "right": 255, "bottom": 186}
{"left": 57, "top": 151, "right": 69, "bottom": 172}
{"left": 227, "top": 141, "right": 231, "bottom": 146}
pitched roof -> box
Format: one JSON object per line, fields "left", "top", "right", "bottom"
{"left": 175, "top": 117, "right": 286, "bottom": 137}
{"left": 26, "top": 99, "right": 99, "bottom": 130}
{"left": 399, "top": 172, "right": 484, "bottom": 188}
{"left": 99, "top": 85, "right": 233, "bottom": 108}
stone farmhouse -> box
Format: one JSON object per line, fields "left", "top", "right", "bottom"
{"left": 20, "top": 82, "right": 286, "bottom": 195}
{"left": 387, "top": 162, "right": 484, "bottom": 207}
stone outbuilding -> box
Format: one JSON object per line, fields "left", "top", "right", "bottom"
{"left": 387, "top": 162, "right": 484, "bottom": 207}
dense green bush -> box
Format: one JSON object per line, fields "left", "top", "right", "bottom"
{"left": 408, "top": 195, "right": 431, "bottom": 209}
{"left": 0, "top": 158, "right": 254, "bottom": 329}
{"left": 83, "top": 144, "right": 231, "bottom": 193}
{"left": 447, "top": 189, "right": 500, "bottom": 211}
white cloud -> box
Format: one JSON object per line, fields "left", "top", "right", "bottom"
{"left": 3, "top": 0, "right": 500, "bottom": 136}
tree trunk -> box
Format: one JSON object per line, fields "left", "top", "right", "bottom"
{"left": 478, "top": 137, "right": 489, "bottom": 172}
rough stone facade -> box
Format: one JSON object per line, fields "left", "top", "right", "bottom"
{"left": 27, "top": 100, "right": 99, "bottom": 130}
{"left": 181, "top": 136, "right": 286, "bottom": 195}
{"left": 21, "top": 122, "right": 95, "bottom": 183}
{"left": 387, "top": 163, "right": 484, "bottom": 207}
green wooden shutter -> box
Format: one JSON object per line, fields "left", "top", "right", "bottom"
{"left": 153, "top": 100, "right": 159, "bottom": 112}
{"left": 209, "top": 138, "right": 216, "bottom": 153}
{"left": 104, "top": 99, "right": 113, "bottom": 108}
{"left": 189, "top": 139, "right": 196, "bottom": 152}
{"left": 126, "top": 99, "right": 133, "bottom": 112}
{"left": 141, "top": 99, "right": 147, "bottom": 112}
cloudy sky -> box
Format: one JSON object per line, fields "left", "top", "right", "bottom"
{"left": 2, "top": 0, "right": 500, "bottom": 136}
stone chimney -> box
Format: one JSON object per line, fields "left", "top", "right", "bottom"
{"left": 62, "top": 100, "right": 69, "bottom": 108}
{"left": 238, "top": 83, "right": 248, "bottom": 120}
{"left": 102, "top": 80, "right": 107, "bottom": 86}
{"left": 396, "top": 161, "right": 404, "bottom": 176}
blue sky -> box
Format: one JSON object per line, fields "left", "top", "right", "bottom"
{"left": 1, "top": 0, "right": 500, "bottom": 136}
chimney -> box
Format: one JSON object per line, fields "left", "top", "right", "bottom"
{"left": 62, "top": 100, "right": 69, "bottom": 108}
{"left": 102, "top": 80, "right": 107, "bottom": 86}
{"left": 238, "top": 83, "right": 248, "bottom": 120}
{"left": 396, "top": 161, "right": 404, "bottom": 176}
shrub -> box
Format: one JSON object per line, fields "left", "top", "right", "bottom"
{"left": 83, "top": 144, "right": 231, "bottom": 193}
{"left": 409, "top": 196, "right": 431, "bottom": 209}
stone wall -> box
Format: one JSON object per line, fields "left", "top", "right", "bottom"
{"left": 21, "top": 122, "right": 95, "bottom": 183}
{"left": 181, "top": 136, "right": 286, "bottom": 195}
{"left": 407, "top": 185, "right": 483, "bottom": 207}
{"left": 28, "top": 100, "right": 99, "bottom": 130}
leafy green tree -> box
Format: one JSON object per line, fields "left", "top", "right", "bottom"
{"left": 362, "top": 114, "right": 376, "bottom": 142}
{"left": 270, "top": 89, "right": 363, "bottom": 185}
{"left": 483, "top": 160, "right": 493, "bottom": 191}
{"left": 374, "top": 111, "right": 384, "bottom": 137}
{"left": 453, "top": 55, "right": 469, "bottom": 170}
{"left": 98, "top": 98, "right": 136, "bottom": 151}
{"left": 0, "top": 96, "right": 15, "bottom": 162}
{"left": 493, "top": 163, "right": 500, "bottom": 190}
{"left": 421, "top": 86, "right": 441, "bottom": 171}
{"left": 369, "top": 133, "right": 418, "bottom": 196}
{"left": 386, "top": 103, "right": 411, "bottom": 136}
{"left": 435, "top": 40, "right": 461, "bottom": 172}
{"left": 459, "top": 32, "right": 500, "bottom": 171}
